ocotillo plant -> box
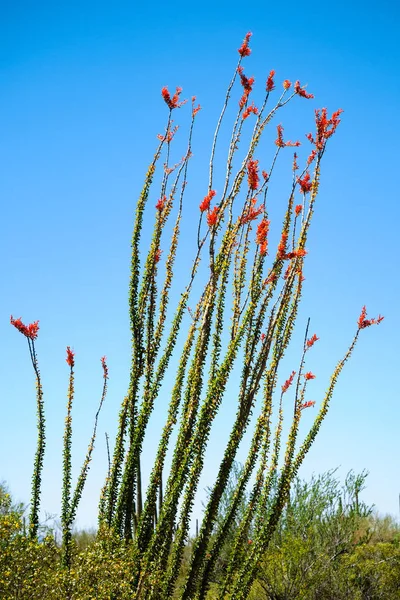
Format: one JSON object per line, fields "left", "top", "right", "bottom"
{"left": 98, "top": 32, "right": 382, "bottom": 599}
{"left": 10, "top": 32, "right": 383, "bottom": 600}
{"left": 10, "top": 321, "right": 109, "bottom": 576}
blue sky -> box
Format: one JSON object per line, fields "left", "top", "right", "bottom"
{"left": 1, "top": 1, "right": 399, "bottom": 530}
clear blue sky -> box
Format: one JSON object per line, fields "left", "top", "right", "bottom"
{"left": 1, "top": 1, "right": 399, "bottom": 530}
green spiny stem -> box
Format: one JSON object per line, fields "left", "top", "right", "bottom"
{"left": 196, "top": 399, "right": 273, "bottom": 600}
{"left": 228, "top": 308, "right": 355, "bottom": 600}
{"left": 197, "top": 309, "right": 281, "bottom": 600}
{"left": 115, "top": 290, "right": 191, "bottom": 536}
{"left": 27, "top": 339, "right": 45, "bottom": 540}
{"left": 149, "top": 114, "right": 195, "bottom": 362}
{"left": 61, "top": 363, "right": 74, "bottom": 569}
{"left": 232, "top": 215, "right": 251, "bottom": 339}
{"left": 216, "top": 376, "right": 278, "bottom": 600}
{"left": 69, "top": 366, "right": 108, "bottom": 524}
{"left": 200, "top": 266, "right": 301, "bottom": 598}
{"left": 102, "top": 395, "right": 129, "bottom": 527}
{"left": 136, "top": 451, "right": 142, "bottom": 520}
{"left": 292, "top": 330, "right": 360, "bottom": 474}
{"left": 142, "top": 296, "right": 218, "bottom": 580}
{"left": 209, "top": 249, "right": 232, "bottom": 380}
{"left": 136, "top": 315, "right": 199, "bottom": 553}
{"left": 164, "top": 269, "right": 276, "bottom": 596}
{"left": 121, "top": 151, "right": 163, "bottom": 537}
{"left": 121, "top": 144, "right": 202, "bottom": 537}
{"left": 139, "top": 244, "right": 239, "bottom": 583}
{"left": 208, "top": 55, "right": 243, "bottom": 192}
{"left": 180, "top": 312, "right": 278, "bottom": 598}
{"left": 151, "top": 208, "right": 182, "bottom": 360}
{"left": 220, "top": 270, "right": 302, "bottom": 597}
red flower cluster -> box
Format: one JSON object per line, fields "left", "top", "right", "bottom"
{"left": 304, "top": 371, "right": 316, "bottom": 380}
{"left": 286, "top": 248, "right": 307, "bottom": 259}
{"left": 307, "top": 108, "right": 343, "bottom": 151}
{"left": 294, "top": 204, "right": 303, "bottom": 216}
{"left": 247, "top": 159, "right": 259, "bottom": 190}
{"left": 241, "top": 199, "right": 263, "bottom": 224}
{"left": 262, "top": 170, "right": 268, "bottom": 180}
{"left": 357, "top": 306, "right": 384, "bottom": 329}
{"left": 298, "top": 172, "right": 312, "bottom": 194}
{"left": 292, "top": 153, "right": 299, "bottom": 172}
{"left": 277, "top": 231, "right": 288, "bottom": 259}
{"left": 283, "top": 79, "right": 292, "bottom": 90}
{"left": 275, "top": 124, "right": 285, "bottom": 148}
{"left": 156, "top": 196, "right": 166, "bottom": 211}
{"left": 283, "top": 264, "right": 291, "bottom": 280}
{"left": 256, "top": 218, "right": 270, "bottom": 256}
{"left": 207, "top": 206, "right": 219, "bottom": 227}
{"left": 155, "top": 248, "right": 162, "bottom": 263}
{"left": 199, "top": 190, "right": 216, "bottom": 212}
{"left": 242, "top": 102, "right": 258, "bottom": 120}
{"left": 306, "top": 333, "right": 319, "bottom": 349}
{"left": 307, "top": 149, "right": 317, "bottom": 165}
{"left": 238, "top": 32, "right": 252, "bottom": 57}
{"left": 191, "top": 96, "right": 201, "bottom": 118}
{"left": 238, "top": 66, "right": 255, "bottom": 108}
{"left": 294, "top": 81, "right": 314, "bottom": 99}
{"left": 300, "top": 400, "right": 316, "bottom": 410}
{"left": 10, "top": 316, "right": 39, "bottom": 340}
{"left": 101, "top": 356, "right": 109, "bottom": 380}
{"left": 282, "top": 370, "right": 296, "bottom": 393}
{"left": 157, "top": 125, "right": 178, "bottom": 144}
{"left": 266, "top": 70, "right": 275, "bottom": 92}
{"left": 66, "top": 346, "right": 75, "bottom": 367}
{"left": 275, "top": 124, "right": 300, "bottom": 148}
{"left": 161, "top": 86, "right": 186, "bottom": 110}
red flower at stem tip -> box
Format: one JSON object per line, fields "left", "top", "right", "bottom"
{"left": 294, "top": 81, "right": 314, "bottom": 99}
{"left": 295, "top": 204, "right": 303, "bottom": 216}
{"left": 278, "top": 231, "right": 288, "bottom": 259}
{"left": 304, "top": 371, "right": 316, "bottom": 380}
{"left": 207, "top": 206, "right": 219, "bottom": 227}
{"left": 282, "top": 371, "right": 296, "bottom": 393}
{"left": 66, "top": 346, "right": 75, "bottom": 367}
{"left": 238, "top": 32, "right": 252, "bottom": 57}
{"left": 275, "top": 124, "right": 300, "bottom": 148}
{"left": 306, "top": 334, "right": 319, "bottom": 349}
{"left": 256, "top": 218, "right": 270, "bottom": 256}
{"left": 301, "top": 400, "right": 316, "bottom": 410}
{"left": 286, "top": 248, "right": 307, "bottom": 259}
{"left": 191, "top": 96, "right": 201, "bottom": 117}
{"left": 309, "top": 108, "right": 344, "bottom": 151}
{"left": 242, "top": 102, "right": 258, "bottom": 120}
{"left": 298, "top": 172, "right": 312, "bottom": 194}
{"left": 101, "top": 356, "right": 109, "bottom": 380}
{"left": 200, "top": 190, "right": 216, "bottom": 212}
{"left": 238, "top": 66, "right": 255, "bottom": 108}
{"left": 155, "top": 196, "right": 166, "bottom": 211}
{"left": 247, "top": 160, "right": 259, "bottom": 190}
{"left": 357, "top": 306, "right": 384, "bottom": 329}
{"left": 10, "top": 316, "right": 39, "bottom": 340}
{"left": 161, "top": 86, "right": 186, "bottom": 110}
{"left": 266, "top": 70, "right": 275, "bottom": 92}
{"left": 241, "top": 198, "right": 263, "bottom": 224}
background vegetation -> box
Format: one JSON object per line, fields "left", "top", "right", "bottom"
{"left": 1, "top": 471, "right": 399, "bottom": 599}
